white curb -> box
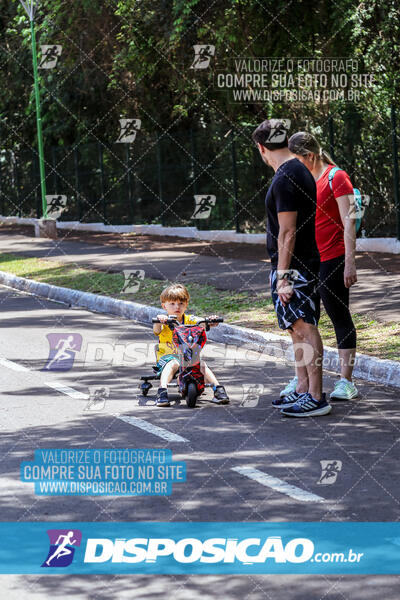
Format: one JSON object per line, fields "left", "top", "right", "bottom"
{"left": 0, "top": 270, "right": 398, "bottom": 389}
{"left": 3, "top": 215, "right": 400, "bottom": 252}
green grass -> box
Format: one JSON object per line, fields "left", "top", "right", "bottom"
{"left": 0, "top": 252, "right": 398, "bottom": 361}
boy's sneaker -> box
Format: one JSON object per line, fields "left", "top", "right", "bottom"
{"left": 213, "top": 385, "right": 230, "bottom": 404}
{"left": 272, "top": 391, "right": 302, "bottom": 408}
{"left": 330, "top": 378, "right": 358, "bottom": 400}
{"left": 156, "top": 387, "right": 170, "bottom": 407}
{"left": 281, "top": 392, "right": 332, "bottom": 418}
{"left": 280, "top": 376, "right": 298, "bottom": 398}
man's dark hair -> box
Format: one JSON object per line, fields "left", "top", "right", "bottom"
{"left": 252, "top": 119, "right": 289, "bottom": 150}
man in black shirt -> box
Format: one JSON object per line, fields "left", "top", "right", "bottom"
{"left": 253, "top": 119, "right": 331, "bottom": 417}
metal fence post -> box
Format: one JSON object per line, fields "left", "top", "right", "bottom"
{"left": 231, "top": 129, "right": 240, "bottom": 233}
{"left": 51, "top": 146, "right": 58, "bottom": 194}
{"left": 29, "top": 19, "right": 47, "bottom": 218}
{"left": 125, "top": 144, "right": 134, "bottom": 224}
{"left": 0, "top": 161, "right": 3, "bottom": 216}
{"left": 391, "top": 104, "right": 400, "bottom": 240}
{"left": 98, "top": 143, "right": 106, "bottom": 223}
{"left": 156, "top": 141, "right": 165, "bottom": 226}
{"left": 74, "top": 148, "right": 82, "bottom": 221}
{"left": 190, "top": 127, "right": 198, "bottom": 196}
{"left": 13, "top": 154, "right": 21, "bottom": 217}
{"left": 31, "top": 152, "right": 40, "bottom": 218}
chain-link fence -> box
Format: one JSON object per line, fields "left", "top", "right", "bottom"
{"left": 1, "top": 110, "right": 399, "bottom": 237}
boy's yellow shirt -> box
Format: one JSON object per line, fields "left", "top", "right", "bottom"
{"left": 154, "top": 313, "right": 197, "bottom": 362}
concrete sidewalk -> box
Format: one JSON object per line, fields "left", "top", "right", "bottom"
{"left": 0, "top": 228, "right": 398, "bottom": 322}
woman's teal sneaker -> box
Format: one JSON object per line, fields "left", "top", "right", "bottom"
{"left": 279, "top": 376, "right": 298, "bottom": 398}
{"left": 330, "top": 378, "right": 358, "bottom": 400}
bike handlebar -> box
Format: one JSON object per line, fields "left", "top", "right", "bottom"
{"left": 152, "top": 316, "right": 224, "bottom": 325}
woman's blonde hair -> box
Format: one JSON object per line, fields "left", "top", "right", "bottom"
{"left": 288, "top": 131, "right": 336, "bottom": 165}
{"left": 160, "top": 283, "right": 190, "bottom": 304}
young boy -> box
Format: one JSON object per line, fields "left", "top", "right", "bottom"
{"left": 153, "top": 283, "right": 229, "bottom": 407}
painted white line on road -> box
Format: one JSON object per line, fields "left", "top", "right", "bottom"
{"left": 0, "top": 357, "right": 30, "bottom": 372}
{"left": 231, "top": 466, "right": 324, "bottom": 503}
{"left": 0, "top": 355, "right": 90, "bottom": 400}
{"left": 0, "top": 354, "right": 90, "bottom": 400}
{"left": 116, "top": 415, "right": 188, "bottom": 443}
{"left": 45, "top": 381, "right": 89, "bottom": 400}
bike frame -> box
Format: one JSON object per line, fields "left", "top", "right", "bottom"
{"left": 172, "top": 323, "right": 207, "bottom": 397}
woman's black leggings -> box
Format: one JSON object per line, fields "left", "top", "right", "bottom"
{"left": 318, "top": 254, "right": 357, "bottom": 350}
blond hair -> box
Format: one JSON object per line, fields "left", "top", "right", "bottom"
{"left": 288, "top": 131, "right": 336, "bottom": 165}
{"left": 160, "top": 283, "right": 190, "bottom": 305}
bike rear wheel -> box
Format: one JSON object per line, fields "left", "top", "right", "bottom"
{"left": 186, "top": 382, "right": 198, "bottom": 408}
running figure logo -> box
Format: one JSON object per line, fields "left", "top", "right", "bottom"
{"left": 42, "top": 529, "right": 82, "bottom": 567}
{"left": 46, "top": 194, "right": 67, "bottom": 219}
{"left": 39, "top": 45, "right": 62, "bottom": 69}
{"left": 190, "top": 45, "right": 215, "bottom": 69}
{"left": 121, "top": 269, "right": 145, "bottom": 293}
{"left": 116, "top": 118, "right": 141, "bottom": 143}
{"left": 317, "top": 460, "right": 343, "bottom": 485}
{"left": 277, "top": 269, "right": 300, "bottom": 294}
{"left": 191, "top": 195, "right": 216, "bottom": 219}
{"left": 240, "top": 384, "right": 264, "bottom": 407}
{"left": 348, "top": 194, "right": 370, "bottom": 220}
{"left": 265, "top": 119, "right": 291, "bottom": 144}
{"left": 44, "top": 333, "right": 83, "bottom": 371}
{"left": 84, "top": 386, "right": 110, "bottom": 411}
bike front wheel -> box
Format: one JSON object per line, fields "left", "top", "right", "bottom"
{"left": 186, "top": 382, "right": 198, "bottom": 408}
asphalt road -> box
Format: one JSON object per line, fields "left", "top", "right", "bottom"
{"left": 0, "top": 287, "right": 399, "bottom": 598}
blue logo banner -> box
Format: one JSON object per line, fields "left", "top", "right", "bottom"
{"left": 0, "top": 522, "right": 399, "bottom": 574}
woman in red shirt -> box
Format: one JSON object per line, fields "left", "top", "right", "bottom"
{"left": 282, "top": 131, "right": 358, "bottom": 401}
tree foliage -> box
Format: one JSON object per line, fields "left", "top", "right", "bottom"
{"left": 0, "top": 0, "right": 399, "bottom": 232}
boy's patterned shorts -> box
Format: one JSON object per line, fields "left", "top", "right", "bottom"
{"left": 153, "top": 353, "right": 179, "bottom": 376}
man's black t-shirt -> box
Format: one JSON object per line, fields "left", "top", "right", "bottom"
{"left": 265, "top": 158, "right": 320, "bottom": 273}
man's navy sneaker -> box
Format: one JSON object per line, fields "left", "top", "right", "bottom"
{"left": 280, "top": 392, "right": 331, "bottom": 417}
{"left": 272, "top": 391, "right": 302, "bottom": 408}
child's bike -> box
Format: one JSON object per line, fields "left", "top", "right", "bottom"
{"left": 139, "top": 316, "right": 223, "bottom": 408}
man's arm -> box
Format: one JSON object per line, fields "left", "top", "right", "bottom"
{"left": 276, "top": 210, "right": 297, "bottom": 305}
